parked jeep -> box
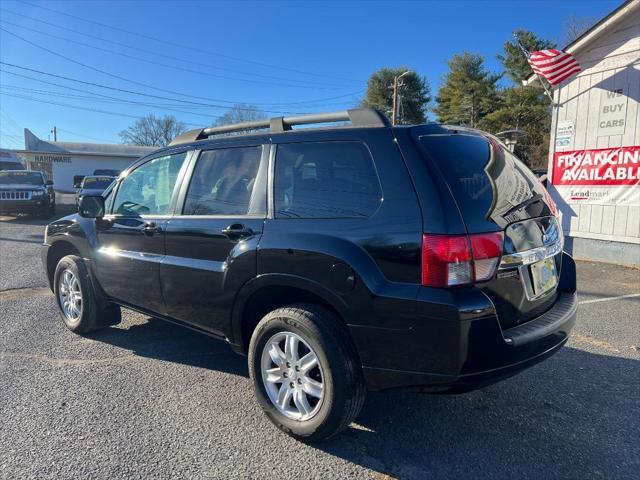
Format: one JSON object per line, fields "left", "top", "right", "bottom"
{"left": 0, "top": 170, "right": 56, "bottom": 217}
{"left": 42, "top": 109, "right": 576, "bottom": 441}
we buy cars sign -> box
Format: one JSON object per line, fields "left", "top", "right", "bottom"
{"left": 552, "top": 146, "right": 640, "bottom": 205}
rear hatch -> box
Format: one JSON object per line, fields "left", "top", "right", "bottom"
{"left": 414, "top": 127, "right": 562, "bottom": 329}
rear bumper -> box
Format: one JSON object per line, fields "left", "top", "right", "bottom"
{"left": 352, "top": 253, "right": 578, "bottom": 392}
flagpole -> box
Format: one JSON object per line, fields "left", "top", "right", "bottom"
{"left": 514, "top": 33, "right": 557, "bottom": 106}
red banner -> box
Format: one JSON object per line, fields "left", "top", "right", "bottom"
{"left": 552, "top": 146, "right": 640, "bottom": 186}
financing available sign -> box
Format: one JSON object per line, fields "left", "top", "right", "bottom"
{"left": 551, "top": 146, "right": 640, "bottom": 205}
{"left": 552, "top": 146, "right": 640, "bottom": 205}
{"left": 553, "top": 146, "right": 639, "bottom": 186}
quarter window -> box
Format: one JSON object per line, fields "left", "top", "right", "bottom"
{"left": 113, "top": 152, "right": 187, "bottom": 216}
{"left": 183, "top": 146, "right": 265, "bottom": 216}
{"left": 274, "top": 142, "right": 382, "bottom": 218}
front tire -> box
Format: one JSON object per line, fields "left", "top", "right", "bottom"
{"left": 53, "top": 255, "right": 120, "bottom": 333}
{"left": 248, "top": 304, "right": 366, "bottom": 442}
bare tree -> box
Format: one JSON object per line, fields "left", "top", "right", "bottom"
{"left": 562, "top": 15, "right": 597, "bottom": 46}
{"left": 214, "top": 104, "right": 266, "bottom": 127}
{"left": 120, "top": 114, "right": 187, "bottom": 147}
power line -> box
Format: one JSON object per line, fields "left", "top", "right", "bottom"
{"left": 0, "top": 82, "right": 226, "bottom": 120}
{"left": 0, "top": 60, "right": 362, "bottom": 110}
{"left": 0, "top": 8, "right": 358, "bottom": 89}
{"left": 55, "top": 128, "right": 118, "bottom": 144}
{"left": 1, "top": 91, "right": 204, "bottom": 125}
{"left": 19, "top": 0, "right": 361, "bottom": 84}
{"left": 1, "top": 27, "right": 317, "bottom": 106}
{"left": 0, "top": 18, "right": 350, "bottom": 91}
{"left": 0, "top": 62, "right": 307, "bottom": 114}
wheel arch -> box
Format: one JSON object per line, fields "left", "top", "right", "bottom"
{"left": 45, "top": 240, "right": 81, "bottom": 288}
{"left": 231, "top": 274, "right": 352, "bottom": 353}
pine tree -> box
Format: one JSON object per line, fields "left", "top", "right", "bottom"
{"left": 362, "top": 67, "right": 431, "bottom": 124}
{"left": 498, "top": 29, "right": 555, "bottom": 84}
{"left": 433, "top": 53, "right": 501, "bottom": 128}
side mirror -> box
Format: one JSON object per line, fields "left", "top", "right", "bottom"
{"left": 79, "top": 195, "right": 105, "bottom": 218}
{"left": 46, "top": 180, "right": 54, "bottom": 186}
{"left": 73, "top": 182, "right": 81, "bottom": 189}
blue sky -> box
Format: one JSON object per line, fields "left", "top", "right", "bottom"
{"left": 0, "top": 0, "right": 622, "bottom": 148}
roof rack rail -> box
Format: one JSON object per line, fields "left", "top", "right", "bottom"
{"left": 169, "top": 108, "right": 390, "bottom": 146}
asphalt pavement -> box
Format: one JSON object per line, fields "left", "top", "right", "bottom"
{"left": 0, "top": 212, "right": 638, "bottom": 480}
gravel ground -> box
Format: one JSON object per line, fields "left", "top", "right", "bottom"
{"left": 0, "top": 214, "right": 638, "bottom": 480}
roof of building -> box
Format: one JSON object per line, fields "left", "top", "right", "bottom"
{"left": 22, "top": 128, "right": 156, "bottom": 158}
{"left": 524, "top": 0, "right": 639, "bottom": 85}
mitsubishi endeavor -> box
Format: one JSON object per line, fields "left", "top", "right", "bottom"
{"left": 42, "top": 109, "right": 577, "bottom": 441}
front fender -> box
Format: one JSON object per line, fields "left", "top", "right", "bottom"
{"left": 45, "top": 214, "right": 99, "bottom": 259}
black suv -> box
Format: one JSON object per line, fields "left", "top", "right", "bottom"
{"left": 1, "top": 170, "right": 56, "bottom": 217}
{"left": 42, "top": 109, "right": 576, "bottom": 441}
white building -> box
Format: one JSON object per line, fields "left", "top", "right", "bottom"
{"left": 17, "top": 129, "right": 155, "bottom": 192}
{"left": 528, "top": 0, "right": 640, "bottom": 266}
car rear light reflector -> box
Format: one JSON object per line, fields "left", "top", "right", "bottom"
{"left": 469, "top": 232, "right": 504, "bottom": 282}
{"left": 422, "top": 232, "right": 504, "bottom": 287}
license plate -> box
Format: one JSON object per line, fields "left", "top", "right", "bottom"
{"left": 530, "top": 257, "right": 558, "bottom": 296}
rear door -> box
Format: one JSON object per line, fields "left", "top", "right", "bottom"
{"left": 160, "top": 144, "right": 268, "bottom": 334}
{"left": 413, "top": 129, "right": 562, "bottom": 328}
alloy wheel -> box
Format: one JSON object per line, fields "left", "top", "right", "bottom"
{"left": 58, "top": 269, "right": 82, "bottom": 321}
{"left": 260, "top": 331, "right": 325, "bottom": 421}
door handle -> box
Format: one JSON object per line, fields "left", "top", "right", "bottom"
{"left": 221, "top": 223, "right": 253, "bottom": 239}
{"left": 142, "top": 222, "right": 161, "bottom": 235}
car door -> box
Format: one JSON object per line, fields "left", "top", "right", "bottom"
{"left": 93, "top": 151, "right": 190, "bottom": 315}
{"left": 160, "top": 144, "right": 268, "bottom": 334}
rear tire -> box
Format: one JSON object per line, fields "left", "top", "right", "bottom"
{"left": 53, "top": 255, "right": 121, "bottom": 334}
{"left": 248, "top": 303, "right": 366, "bottom": 442}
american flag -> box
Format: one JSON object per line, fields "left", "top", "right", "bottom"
{"left": 527, "top": 49, "right": 581, "bottom": 86}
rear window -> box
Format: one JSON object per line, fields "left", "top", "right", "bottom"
{"left": 82, "top": 177, "right": 114, "bottom": 189}
{"left": 418, "top": 134, "right": 549, "bottom": 231}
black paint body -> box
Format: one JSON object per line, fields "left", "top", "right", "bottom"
{"left": 42, "top": 124, "right": 577, "bottom": 391}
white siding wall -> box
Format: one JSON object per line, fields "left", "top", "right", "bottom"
{"left": 548, "top": 13, "right": 640, "bottom": 245}
{"left": 20, "top": 154, "right": 137, "bottom": 192}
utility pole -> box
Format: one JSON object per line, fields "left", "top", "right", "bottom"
{"left": 51, "top": 126, "right": 57, "bottom": 142}
{"left": 391, "top": 77, "right": 398, "bottom": 126}
{"left": 391, "top": 70, "right": 412, "bottom": 126}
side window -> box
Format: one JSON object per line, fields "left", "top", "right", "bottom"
{"left": 113, "top": 152, "right": 187, "bottom": 216}
{"left": 274, "top": 141, "right": 382, "bottom": 218}
{"left": 183, "top": 146, "right": 264, "bottom": 216}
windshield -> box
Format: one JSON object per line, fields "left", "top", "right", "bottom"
{"left": 0, "top": 171, "right": 43, "bottom": 185}
{"left": 82, "top": 177, "right": 114, "bottom": 189}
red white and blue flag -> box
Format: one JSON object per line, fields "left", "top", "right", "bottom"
{"left": 527, "top": 49, "right": 582, "bottom": 86}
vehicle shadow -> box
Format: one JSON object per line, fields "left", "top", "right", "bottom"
{"left": 319, "top": 347, "right": 640, "bottom": 479}
{"left": 86, "top": 316, "right": 249, "bottom": 378}
{"left": 87, "top": 318, "right": 639, "bottom": 479}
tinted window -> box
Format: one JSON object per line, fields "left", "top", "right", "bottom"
{"left": 418, "top": 134, "right": 550, "bottom": 231}
{"left": 113, "top": 152, "right": 187, "bottom": 216}
{"left": 82, "top": 176, "right": 114, "bottom": 189}
{"left": 274, "top": 142, "right": 382, "bottom": 218}
{"left": 0, "top": 171, "right": 43, "bottom": 185}
{"left": 183, "top": 146, "right": 264, "bottom": 216}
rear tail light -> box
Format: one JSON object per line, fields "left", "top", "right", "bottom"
{"left": 422, "top": 232, "right": 504, "bottom": 287}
